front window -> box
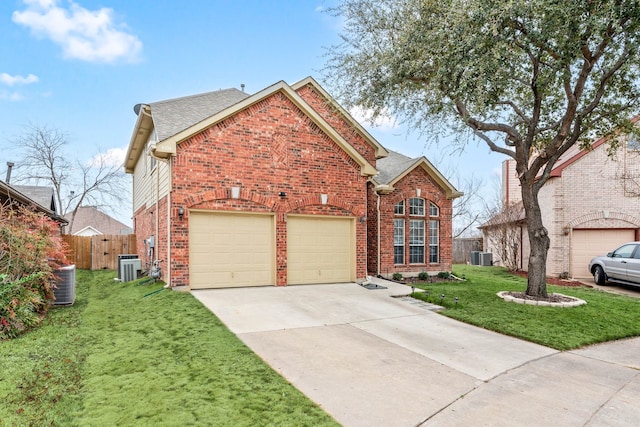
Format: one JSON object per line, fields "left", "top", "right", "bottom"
{"left": 429, "top": 220, "right": 439, "bottom": 263}
{"left": 409, "top": 198, "right": 425, "bottom": 216}
{"left": 394, "top": 200, "right": 404, "bottom": 215}
{"left": 409, "top": 219, "right": 425, "bottom": 264}
{"left": 429, "top": 202, "right": 439, "bottom": 217}
{"left": 394, "top": 219, "right": 404, "bottom": 264}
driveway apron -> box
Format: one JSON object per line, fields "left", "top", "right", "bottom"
{"left": 192, "top": 279, "right": 640, "bottom": 427}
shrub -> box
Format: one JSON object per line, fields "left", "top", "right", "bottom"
{"left": 392, "top": 272, "right": 403, "bottom": 281}
{"left": 418, "top": 272, "right": 429, "bottom": 281}
{"left": 0, "top": 203, "right": 68, "bottom": 340}
{"left": 437, "top": 271, "right": 451, "bottom": 279}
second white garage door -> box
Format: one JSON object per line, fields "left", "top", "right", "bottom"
{"left": 189, "top": 211, "right": 275, "bottom": 289}
{"left": 571, "top": 228, "right": 636, "bottom": 278}
{"left": 287, "top": 215, "right": 354, "bottom": 285}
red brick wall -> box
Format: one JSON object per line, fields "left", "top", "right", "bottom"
{"left": 370, "top": 166, "right": 453, "bottom": 277}
{"left": 295, "top": 84, "right": 378, "bottom": 166}
{"left": 133, "top": 196, "right": 168, "bottom": 274}
{"left": 170, "top": 90, "right": 368, "bottom": 287}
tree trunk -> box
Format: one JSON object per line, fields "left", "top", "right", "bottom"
{"left": 521, "top": 184, "right": 549, "bottom": 298}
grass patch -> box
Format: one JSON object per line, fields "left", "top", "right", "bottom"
{"left": 0, "top": 270, "right": 338, "bottom": 426}
{"left": 410, "top": 265, "right": 640, "bottom": 351}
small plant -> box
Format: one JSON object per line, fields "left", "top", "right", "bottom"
{"left": 437, "top": 271, "right": 451, "bottom": 279}
{"left": 559, "top": 272, "right": 570, "bottom": 280}
{"left": 392, "top": 272, "right": 403, "bottom": 281}
{"left": 418, "top": 272, "right": 429, "bottom": 281}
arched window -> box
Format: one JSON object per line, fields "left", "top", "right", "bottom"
{"left": 409, "top": 198, "right": 424, "bottom": 216}
{"left": 429, "top": 202, "right": 439, "bottom": 217}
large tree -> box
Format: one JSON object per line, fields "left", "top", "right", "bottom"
{"left": 325, "top": 0, "right": 640, "bottom": 297}
{"left": 8, "top": 123, "right": 128, "bottom": 233}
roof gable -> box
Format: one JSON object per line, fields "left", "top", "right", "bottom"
{"left": 64, "top": 206, "right": 132, "bottom": 235}
{"left": 291, "top": 77, "right": 389, "bottom": 159}
{"left": 374, "top": 150, "right": 462, "bottom": 199}
{"left": 147, "top": 79, "right": 378, "bottom": 177}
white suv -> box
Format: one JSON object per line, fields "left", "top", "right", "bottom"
{"left": 588, "top": 242, "right": 640, "bottom": 287}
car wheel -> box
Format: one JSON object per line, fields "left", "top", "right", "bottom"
{"left": 593, "top": 265, "right": 606, "bottom": 286}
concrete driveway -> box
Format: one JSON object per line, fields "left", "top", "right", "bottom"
{"left": 193, "top": 278, "right": 640, "bottom": 427}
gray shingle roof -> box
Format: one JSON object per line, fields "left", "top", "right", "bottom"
{"left": 12, "top": 185, "right": 56, "bottom": 212}
{"left": 375, "top": 150, "right": 418, "bottom": 185}
{"left": 150, "top": 88, "right": 251, "bottom": 141}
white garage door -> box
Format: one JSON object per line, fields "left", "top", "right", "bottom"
{"left": 189, "top": 211, "right": 274, "bottom": 289}
{"left": 571, "top": 229, "right": 635, "bottom": 278}
{"left": 287, "top": 216, "right": 354, "bottom": 285}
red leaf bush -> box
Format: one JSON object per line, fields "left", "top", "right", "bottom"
{"left": 0, "top": 203, "right": 69, "bottom": 339}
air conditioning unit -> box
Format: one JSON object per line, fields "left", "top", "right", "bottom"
{"left": 118, "top": 254, "right": 139, "bottom": 281}
{"left": 54, "top": 265, "right": 76, "bottom": 305}
{"left": 470, "top": 251, "right": 481, "bottom": 265}
{"left": 120, "top": 259, "right": 142, "bottom": 282}
{"left": 480, "top": 252, "right": 493, "bottom": 266}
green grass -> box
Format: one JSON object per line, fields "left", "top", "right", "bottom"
{"left": 410, "top": 265, "right": 640, "bottom": 351}
{"left": 0, "top": 270, "right": 338, "bottom": 427}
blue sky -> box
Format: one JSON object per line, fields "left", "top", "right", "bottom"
{"left": 0, "top": 0, "right": 502, "bottom": 226}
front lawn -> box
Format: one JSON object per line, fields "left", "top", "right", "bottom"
{"left": 0, "top": 270, "right": 338, "bottom": 426}
{"left": 411, "top": 265, "right": 640, "bottom": 351}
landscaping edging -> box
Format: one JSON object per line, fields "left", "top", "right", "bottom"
{"left": 497, "top": 291, "right": 587, "bottom": 307}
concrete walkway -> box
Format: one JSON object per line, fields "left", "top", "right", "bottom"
{"left": 192, "top": 279, "right": 640, "bottom": 427}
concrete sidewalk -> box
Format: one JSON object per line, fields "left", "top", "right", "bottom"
{"left": 193, "top": 279, "right": 640, "bottom": 427}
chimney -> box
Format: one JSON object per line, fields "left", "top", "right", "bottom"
{"left": 5, "top": 162, "right": 14, "bottom": 183}
{"left": 241, "top": 83, "right": 245, "bottom": 93}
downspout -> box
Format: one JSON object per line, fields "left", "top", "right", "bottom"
{"left": 166, "top": 158, "right": 172, "bottom": 287}
{"left": 376, "top": 190, "right": 381, "bottom": 276}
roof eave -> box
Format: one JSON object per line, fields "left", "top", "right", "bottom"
{"left": 387, "top": 157, "right": 463, "bottom": 199}
{"left": 125, "top": 104, "right": 154, "bottom": 174}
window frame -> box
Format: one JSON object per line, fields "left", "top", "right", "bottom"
{"left": 429, "top": 202, "right": 439, "bottom": 217}
{"left": 429, "top": 219, "right": 439, "bottom": 263}
{"left": 409, "top": 219, "right": 425, "bottom": 264}
{"left": 394, "top": 200, "right": 405, "bottom": 216}
{"left": 394, "top": 219, "right": 405, "bottom": 264}
{"left": 409, "top": 198, "right": 425, "bottom": 216}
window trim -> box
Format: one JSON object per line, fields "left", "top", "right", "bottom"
{"left": 409, "top": 219, "right": 425, "bottom": 264}
{"left": 409, "top": 197, "right": 425, "bottom": 216}
{"left": 429, "top": 202, "right": 439, "bottom": 217}
{"left": 394, "top": 219, "right": 405, "bottom": 265}
{"left": 394, "top": 200, "right": 405, "bottom": 216}
{"left": 429, "top": 219, "right": 439, "bottom": 263}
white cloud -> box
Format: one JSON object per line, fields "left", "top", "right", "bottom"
{"left": 349, "top": 106, "right": 398, "bottom": 131}
{"left": 12, "top": 0, "right": 142, "bottom": 63}
{"left": 87, "top": 147, "right": 126, "bottom": 168}
{"left": 0, "top": 72, "right": 39, "bottom": 86}
{"left": 0, "top": 90, "right": 26, "bottom": 101}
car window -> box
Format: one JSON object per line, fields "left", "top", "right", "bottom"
{"left": 612, "top": 244, "right": 637, "bottom": 258}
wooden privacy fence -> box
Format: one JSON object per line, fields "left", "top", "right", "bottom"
{"left": 62, "top": 234, "right": 137, "bottom": 270}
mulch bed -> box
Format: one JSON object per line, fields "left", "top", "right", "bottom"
{"left": 502, "top": 291, "right": 578, "bottom": 303}
{"left": 512, "top": 270, "right": 589, "bottom": 287}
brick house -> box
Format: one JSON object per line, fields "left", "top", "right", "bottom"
{"left": 63, "top": 206, "right": 133, "bottom": 236}
{"left": 481, "top": 129, "right": 640, "bottom": 278}
{"left": 124, "top": 77, "right": 461, "bottom": 289}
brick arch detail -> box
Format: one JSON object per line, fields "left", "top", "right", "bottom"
{"left": 567, "top": 211, "right": 640, "bottom": 229}
{"left": 284, "top": 193, "right": 365, "bottom": 217}
{"left": 184, "top": 188, "right": 280, "bottom": 211}
{"left": 388, "top": 192, "right": 439, "bottom": 210}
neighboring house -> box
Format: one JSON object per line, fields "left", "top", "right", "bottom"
{"left": 63, "top": 206, "right": 133, "bottom": 236}
{"left": 0, "top": 181, "right": 68, "bottom": 229}
{"left": 481, "top": 129, "right": 640, "bottom": 278}
{"left": 124, "top": 77, "right": 461, "bottom": 289}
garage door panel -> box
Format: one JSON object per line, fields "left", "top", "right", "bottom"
{"left": 571, "top": 229, "right": 635, "bottom": 278}
{"left": 287, "top": 216, "right": 354, "bottom": 285}
{"left": 190, "top": 212, "right": 274, "bottom": 289}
